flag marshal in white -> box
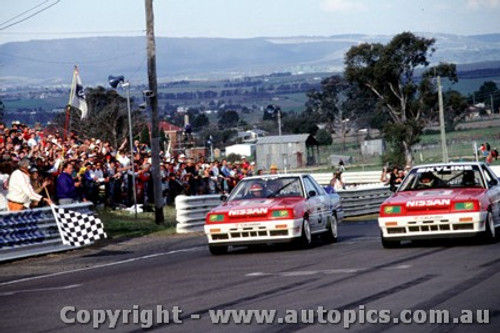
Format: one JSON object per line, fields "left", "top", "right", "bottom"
{"left": 51, "top": 205, "right": 107, "bottom": 247}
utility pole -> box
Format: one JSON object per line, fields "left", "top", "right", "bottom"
{"left": 491, "top": 94, "right": 495, "bottom": 114}
{"left": 437, "top": 75, "right": 449, "bottom": 163}
{"left": 277, "top": 108, "right": 282, "bottom": 136}
{"left": 145, "top": 0, "right": 164, "bottom": 224}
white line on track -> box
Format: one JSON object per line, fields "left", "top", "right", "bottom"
{"left": 246, "top": 265, "right": 411, "bottom": 277}
{"left": 0, "top": 246, "right": 204, "bottom": 287}
{"left": 0, "top": 284, "right": 82, "bottom": 296}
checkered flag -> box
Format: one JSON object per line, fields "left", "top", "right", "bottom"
{"left": 51, "top": 205, "right": 107, "bottom": 247}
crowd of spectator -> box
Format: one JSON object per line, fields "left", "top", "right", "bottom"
{"left": 0, "top": 122, "right": 260, "bottom": 212}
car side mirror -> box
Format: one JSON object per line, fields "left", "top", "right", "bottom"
{"left": 308, "top": 190, "right": 317, "bottom": 198}
{"left": 489, "top": 178, "right": 498, "bottom": 187}
{"left": 220, "top": 194, "right": 228, "bottom": 202}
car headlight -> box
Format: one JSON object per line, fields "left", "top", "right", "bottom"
{"left": 452, "top": 201, "right": 478, "bottom": 211}
{"left": 207, "top": 213, "right": 225, "bottom": 223}
{"left": 270, "top": 209, "right": 292, "bottom": 219}
{"left": 382, "top": 205, "right": 402, "bottom": 214}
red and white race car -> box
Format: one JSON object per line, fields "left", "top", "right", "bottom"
{"left": 204, "top": 174, "right": 344, "bottom": 254}
{"left": 379, "top": 162, "right": 500, "bottom": 248}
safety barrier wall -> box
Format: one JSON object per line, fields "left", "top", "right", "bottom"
{"left": 336, "top": 186, "right": 392, "bottom": 217}
{"left": 175, "top": 195, "right": 222, "bottom": 234}
{"left": 0, "top": 202, "right": 95, "bottom": 262}
{"left": 312, "top": 171, "right": 383, "bottom": 186}
{"left": 313, "top": 166, "right": 500, "bottom": 186}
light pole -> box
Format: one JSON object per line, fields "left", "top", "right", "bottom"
{"left": 108, "top": 75, "right": 138, "bottom": 218}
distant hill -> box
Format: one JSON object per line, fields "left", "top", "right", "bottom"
{"left": 1, "top": 33, "right": 500, "bottom": 87}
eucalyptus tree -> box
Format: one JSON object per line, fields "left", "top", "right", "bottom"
{"left": 345, "top": 32, "right": 458, "bottom": 166}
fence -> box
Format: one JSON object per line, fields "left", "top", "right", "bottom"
{"left": 0, "top": 202, "right": 95, "bottom": 262}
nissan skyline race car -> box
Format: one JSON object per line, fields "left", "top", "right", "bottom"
{"left": 204, "top": 174, "right": 344, "bottom": 255}
{"left": 378, "top": 162, "right": 500, "bottom": 248}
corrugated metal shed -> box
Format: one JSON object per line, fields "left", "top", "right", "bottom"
{"left": 255, "top": 134, "right": 319, "bottom": 172}
{"left": 257, "top": 134, "right": 310, "bottom": 145}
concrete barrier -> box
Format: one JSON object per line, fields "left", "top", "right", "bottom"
{"left": 0, "top": 202, "right": 96, "bottom": 262}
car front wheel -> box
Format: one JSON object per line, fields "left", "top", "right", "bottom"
{"left": 381, "top": 230, "right": 400, "bottom": 248}
{"left": 480, "top": 212, "right": 496, "bottom": 244}
{"left": 298, "top": 219, "right": 312, "bottom": 248}
{"left": 209, "top": 245, "right": 228, "bottom": 255}
{"left": 324, "top": 214, "right": 338, "bottom": 243}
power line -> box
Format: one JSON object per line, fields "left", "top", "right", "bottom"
{"left": 0, "top": 0, "right": 51, "bottom": 27}
{"left": 0, "top": 30, "right": 144, "bottom": 36}
{"left": 0, "top": 0, "right": 61, "bottom": 31}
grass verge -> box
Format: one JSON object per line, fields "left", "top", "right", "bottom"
{"left": 98, "top": 205, "right": 178, "bottom": 239}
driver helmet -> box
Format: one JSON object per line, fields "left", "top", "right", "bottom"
{"left": 249, "top": 183, "right": 264, "bottom": 197}
{"left": 418, "top": 171, "right": 435, "bottom": 187}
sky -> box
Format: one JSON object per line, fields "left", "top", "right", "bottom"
{"left": 1, "top": 0, "right": 500, "bottom": 45}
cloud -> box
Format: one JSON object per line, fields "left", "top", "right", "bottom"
{"left": 320, "top": 0, "right": 368, "bottom": 12}
{"left": 466, "top": 0, "right": 500, "bottom": 9}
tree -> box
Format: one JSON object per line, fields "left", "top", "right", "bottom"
{"left": 476, "top": 81, "right": 498, "bottom": 101}
{"left": 442, "top": 90, "right": 469, "bottom": 131}
{"left": 191, "top": 113, "right": 210, "bottom": 131}
{"left": 473, "top": 81, "right": 499, "bottom": 114}
{"left": 282, "top": 114, "right": 318, "bottom": 135}
{"left": 344, "top": 32, "right": 458, "bottom": 166}
{"left": 315, "top": 128, "right": 333, "bottom": 146}
{"left": 52, "top": 86, "right": 145, "bottom": 147}
{"left": 304, "top": 76, "right": 347, "bottom": 132}
{"left": 217, "top": 110, "right": 239, "bottom": 129}
{"left": 140, "top": 125, "right": 151, "bottom": 146}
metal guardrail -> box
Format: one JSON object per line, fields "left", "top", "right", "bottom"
{"left": 311, "top": 171, "right": 383, "bottom": 186}
{"left": 312, "top": 166, "right": 500, "bottom": 186}
{"left": 0, "top": 202, "right": 95, "bottom": 262}
{"left": 337, "top": 186, "right": 392, "bottom": 217}
{"left": 175, "top": 195, "right": 222, "bottom": 234}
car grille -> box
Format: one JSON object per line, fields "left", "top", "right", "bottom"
{"left": 387, "top": 220, "right": 474, "bottom": 234}
{"left": 211, "top": 226, "right": 289, "bottom": 240}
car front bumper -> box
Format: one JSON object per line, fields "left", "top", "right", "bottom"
{"left": 378, "top": 211, "right": 488, "bottom": 240}
{"left": 204, "top": 218, "right": 304, "bottom": 246}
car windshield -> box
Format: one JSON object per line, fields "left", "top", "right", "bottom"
{"left": 228, "top": 177, "right": 304, "bottom": 201}
{"left": 398, "top": 165, "right": 485, "bottom": 191}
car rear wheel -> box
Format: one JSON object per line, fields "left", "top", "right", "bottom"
{"left": 298, "top": 219, "right": 312, "bottom": 248}
{"left": 480, "top": 212, "right": 496, "bottom": 244}
{"left": 324, "top": 214, "right": 338, "bottom": 243}
{"left": 209, "top": 245, "right": 228, "bottom": 255}
{"left": 381, "top": 231, "right": 400, "bottom": 248}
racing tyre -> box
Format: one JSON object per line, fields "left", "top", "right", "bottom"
{"left": 298, "top": 219, "right": 312, "bottom": 248}
{"left": 324, "top": 214, "right": 338, "bottom": 244}
{"left": 381, "top": 231, "right": 400, "bottom": 249}
{"left": 480, "top": 213, "right": 496, "bottom": 244}
{"left": 209, "top": 245, "right": 228, "bottom": 255}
